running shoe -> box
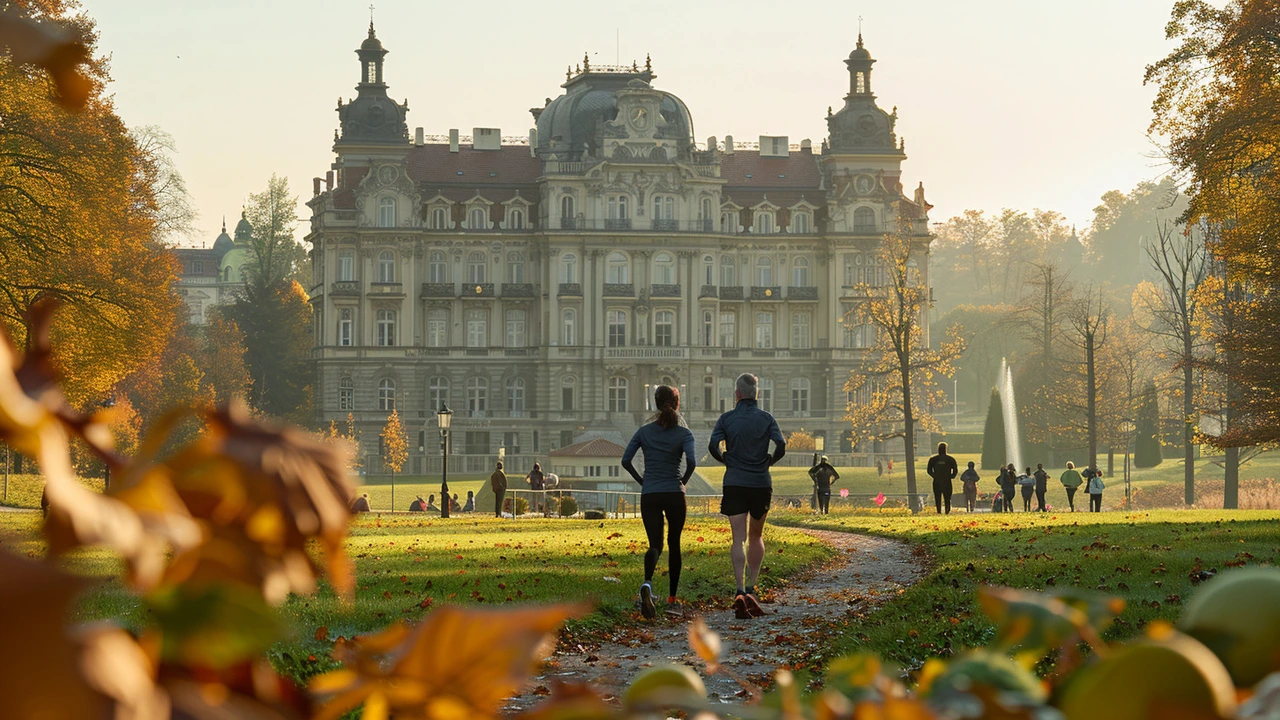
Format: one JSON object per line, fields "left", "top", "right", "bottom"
{"left": 732, "top": 593, "right": 751, "bottom": 620}
{"left": 664, "top": 596, "right": 685, "bottom": 620}
{"left": 639, "top": 583, "right": 657, "bottom": 620}
{"left": 743, "top": 586, "right": 766, "bottom": 617}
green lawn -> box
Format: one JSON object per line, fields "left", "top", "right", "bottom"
{"left": 772, "top": 507, "right": 1280, "bottom": 676}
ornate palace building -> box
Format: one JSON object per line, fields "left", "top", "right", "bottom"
{"left": 306, "top": 23, "right": 933, "bottom": 475}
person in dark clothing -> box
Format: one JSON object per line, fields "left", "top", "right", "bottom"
{"left": 1085, "top": 466, "right": 1105, "bottom": 512}
{"left": 926, "top": 442, "right": 959, "bottom": 514}
{"left": 809, "top": 456, "right": 839, "bottom": 514}
{"left": 999, "top": 465, "right": 1017, "bottom": 512}
{"left": 1018, "top": 467, "right": 1035, "bottom": 512}
{"left": 449, "top": 493, "right": 461, "bottom": 512}
{"left": 426, "top": 494, "right": 439, "bottom": 512}
{"left": 709, "top": 373, "right": 785, "bottom": 620}
{"left": 526, "top": 463, "right": 545, "bottom": 490}
{"left": 1033, "top": 463, "right": 1049, "bottom": 511}
{"left": 960, "top": 461, "right": 980, "bottom": 512}
{"left": 490, "top": 461, "right": 507, "bottom": 517}
{"left": 350, "top": 493, "right": 371, "bottom": 513}
{"left": 408, "top": 495, "right": 426, "bottom": 512}
{"left": 1060, "top": 462, "right": 1083, "bottom": 512}
{"left": 462, "top": 491, "right": 475, "bottom": 513}
{"left": 623, "top": 385, "right": 696, "bottom": 619}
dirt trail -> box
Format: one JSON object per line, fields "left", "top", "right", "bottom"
{"left": 508, "top": 528, "right": 926, "bottom": 711}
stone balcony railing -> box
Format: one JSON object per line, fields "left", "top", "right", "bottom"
{"left": 420, "top": 283, "right": 454, "bottom": 298}
{"left": 788, "top": 285, "right": 819, "bottom": 300}
{"left": 604, "top": 218, "right": 632, "bottom": 230}
{"left": 463, "top": 283, "right": 495, "bottom": 298}
{"left": 718, "top": 286, "right": 744, "bottom": 300}
{"left": 602, "top": 283, "right": 635, "bottom": 298}
{"left": 699, "top": 284, "right": 718, "bottom": 299}
{"left": 751, "top": 286, "right": 782, "bottom": 301}
{"left": 368, "top": 282, "right": 404, "bottom": 297}
{"left": 557, "top": 282, "right": 583, "bottom": 297}
{"left": 501, "top": 282, "right": 535, "bottom": 297}
{"left": 331, "top": 281, "right": 360, "bottom": 296}
{"left": 650, "top": 284, "right": 681, "bottom": 298}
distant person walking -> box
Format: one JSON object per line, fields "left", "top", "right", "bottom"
{"left": 1034, "top": 463, "right": 1049, "bottom": 511}
{"left": 490, "top": 461, "right": 507, "bottom": 517}
{"left": 809, "top": 455, "right": 838, "bottom": 515}
{"left": 526, "top": 462, "right": 546, "bottom": 514}
{"left": 960, "top": 461, "right": 980, "bottom": 512}
{"left": 926, "top": 442, "right": 958, "bottom": 514}
{"left": 709, "top": 373, "right": 786, "bottom": 620}
{"left": 1060, "top": 462, "right": 1083, "bottom": 512}
{"left": 622, "top": 385, "right": 696, "bottom": 619}
{"left": 999, "top": 465, "right": 1017, "bottom": 512}
{"left": 350, "top": 493, "right": 370, "bottom": 513}
{"left": 462, "top": 490, "right": 475, "bottom": 513}
{"left": 1085, "top": 466, "right": 1105, "bottom": 512}
{"left": 1018, "top": 467, "right": 1035, "bottom": 512}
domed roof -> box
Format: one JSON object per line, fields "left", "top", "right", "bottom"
{"left": 212, "top": 218, "right": 234, "bottom": 259}
{"left": 361, "top": 23, "right": 384, "bottom": 52}
{"left": 535, "top": 72, "right": 693, "bottom": 161}
{"left": 234, "top": 211, "right": 253, "bottom": 244}
{"left": 848, "top": 34, "right": 873, "bottom": 62}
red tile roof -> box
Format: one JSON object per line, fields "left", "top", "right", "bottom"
{"left": 407, "top": 144, "right": 542, "bottom": 185}
{"left": 720, "top": 150, "right": 822, "bottom": 190}
{"left": 549, "top": 438, "right": 627, "bottom": 458}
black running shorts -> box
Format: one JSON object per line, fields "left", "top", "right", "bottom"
{"left": 720, "top": 485, "right": 772, "bottom": 519}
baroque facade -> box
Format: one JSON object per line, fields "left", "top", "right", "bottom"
{"left": 307, "top": 24, "right": 933, "bottom": 474}
{"left": 173, "top": 214, "right": 255, "bottom": 325}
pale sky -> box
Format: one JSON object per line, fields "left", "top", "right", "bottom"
{"left": 80, "top": 0, "right": 1178, "bottom": 246}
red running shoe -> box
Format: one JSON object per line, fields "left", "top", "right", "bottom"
{"left": 743, "top": 592, "right": 766, "bottom": 618}
{"left": 732, "top": 594, "right": 751, "bottom": 620}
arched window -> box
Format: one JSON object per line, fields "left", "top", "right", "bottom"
{"left": 223, "top": 266, "right": 231, "bottom": 282}
{"left": 377, "top": 251, "right": 395, "bottom": 283}
{"left": 720, "top": 210, "right": 737, "bottom": 234}
{"left": 505, "top": 309, "right": 526, "bottom": 346}
{"left": 338, "top": 250, "right": 355, "bottom": 281}
{"left": 792, "top": 256, "right": 810, "bottom": 286}
{"left": 701, "top": 198, "right": 712, "bottom": 223}
{"left": 466, "top": 251, "right": 486, "bottom": 283}
{"left": 376, "top": 309, "right": 397, "bottom": 346}
{"left": 378, "top": 378, "right": 396, "bottom": 411}
{"left": 653, "top": 252, "right": 675, "bottom": 284}
{"left": 339, "top": 376, "right": 354, "bottom": 410}
{"left": 652, "top": 195, "right": 674, "bottom": 221}
{"left": 758, "top": 377, "right": 773, "bottom": 412}
{"left": 562, "top": 308, "right": 576, "bottom": 345}
{"left": 506, "top": 251, "right": 525, "bottom": 283}
{"left": 508, "top": 208, "right": 525, "bottom": 230}
{"left": 338, "top": 308, "right": 353, "bottom": 347}
{"left": 702, "top": 310, "right": 713, "bottom": 347}
{"left": 430, "top": 207, "right": 449, "bottom": 230}
{"left": 469, "top": 207, "right": 488, "bottom": 230}
{"left": 466, "top": 377, "right": 488, "bottom": 416}
{"left": 720, "top": 256, "right": 736, "bottom": 286}
{"left": 560, "top": 195, "right": 576, "bottom": 226}
{"left": 606, "top": 252, "right": 629, "bottom": 283}
{"left": 426, "top": 308, "right": 447, "bottom": 347}
{"left": 428, "top": 251, "right": 447, "bottom": 283}
{"left": 854, "top": 206, "right": 876, "bottom": 233}
{"left": 608, "top": 377, "right": 628, "bottom": 412}
{"left": 654, "top": 310, "right": 674, "bottom": 347}
{"left": 607, "top": 195, "right": 629, "bottom": 219}
{"left": 756, "top": 256, "right": 773, "bottom": 286}
{"left": 754, "top": 211, "right": 774, "bottom": 234}
{"left": 792, "top": 212, "right": 810, "bottom": 233}
{"left": 607, "top": 310, "right": 627, "bottom": 347}
{"left": 378, "top": 197, "right": 396, "bottom": 228}
{"left": 703, "top": 255, "right": 714, "bottom": 285}
{"left": 428, "top": 376, "right": 449, "bottom": 412}
{"left": 561, "top": 376, "right": 576, "bottom": 411}
{"left": 506, "top": 377, "right": 526, "bottom": 416}
{"left": 791, "top": 377, "right": 810, "bottom": 415}
{"left": 791, "top": 311, "right": 811, "bottom": 349}
{"left": 560, "top": 253, "right": 578, "bottom": 283}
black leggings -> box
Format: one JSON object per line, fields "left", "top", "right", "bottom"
{"left": 641, "top": 492, "right": 687, "bottom": 598}
{"left": 817, "top": 491, "right": 831, "bottom": 514}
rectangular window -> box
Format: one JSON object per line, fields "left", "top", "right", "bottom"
{"left": 654, "top": 311, "right": 673, "bottom": 347}
{"left": 426, "top": 311, "right": 447, "bottom": 347}
{"left": 607, "top": 310, "right": 627, "bottom": 347}
{"left": 754, "top": 311, "right": 774, "bottom": 349}
{"left": 376, "top": 310, "right": 396, "bottom": 347}
{"left": 562, "top": 386, "right": 574, "bottom": 411}
{"left": 338, "top": 310, "right": 353, "bottom": 347}
{"left": 505, "top": 310, "right": 526, "bottom": 347}
{"left": 466, "top": 311, "right": 487, "bottom": 347}
{"left": 791, "top": 312, "right": 811, "bottom": 349}
{"left": 560, "top": 429, "right": 574, "bottom": 447}
{"left": 339, "top": 384, "right": 354, "bottom": 411}
{"left": 719, "top": 311, "right": 736, "bottom": 348}
{"left": 503, "top": 431, "right": 521, "bottom": 455}
{"left": 338, "top": 252, "right": 355, "bottom": 281}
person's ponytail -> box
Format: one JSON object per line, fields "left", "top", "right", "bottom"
{"left": 654, "top": 385, "right": 680, "bottom": 430}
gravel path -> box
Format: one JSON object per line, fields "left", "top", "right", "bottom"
{"left": 508, "top": 527, "right": 926, "bottom": 711}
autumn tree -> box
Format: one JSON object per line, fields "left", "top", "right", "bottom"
{"left": 845, "top": 225, "right": 966, "bottom": 513}
{"left": 381, "top": 409, "right": 408, "bottom": 511}
{"left": 199, "top": 313, "right": 251, "bottom": 404}
{"left": 1009, "top": 262, "right": 1074, "bottom": 459}
{"left": 786, "top": 429, "right": 816, "bottom": 452}
{"left": 1066, "top": 289, "right": 1110, "bottom": 469}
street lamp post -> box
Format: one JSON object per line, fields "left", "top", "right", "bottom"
{"left": 438, "top": 403, "right": 453, "bottom": 519}
{"left": 1121, "top": 420, "right": 1136, "bottom": 508}
{"left": 100, "top": 398, "right": 115, "bottom": 491}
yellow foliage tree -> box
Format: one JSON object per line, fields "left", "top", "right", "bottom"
{"left": 380, "top": 409, "right": 408, "bottom": 510}
{"left": 787, "top": 428, "right": 816, "bottom": 452}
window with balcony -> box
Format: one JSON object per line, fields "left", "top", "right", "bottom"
{"left": 791, "top": 311, "right": 811, "bottom": 349}
{"left": 506, "top": 251, "right": 525, "bottom": 283}
{"left": 854, "top": 206, "right": 876, "bottom": 233}
{"left": 427, "top": 309, "right": 447, "bottom": 347}
{"left": 758, "top": 377, "right": 773, "bottom": 412}
{"left": 653, "top": 195, "right": 674, "bottom": 220}
{"left": 428, "top": 251, "right": 447, "bottom": 283}
{"left": 754, "top": 311, "right": 774, "bottom": 348}
{"left": 377, "top": 251, "right": 395, "bottom": 283}
{"left": 467, "top": 252, "right": 486, "bottom": 283}
{"left": 654, "top": 310, "right": 674, "bottom": 347}
{"left": 791, "top": 377, "right": 810, "bottom": 415}
{"left": 719, "top": 311, "right": 736, "bottom": 348}
{"left": 653, "top": 252, "right": 675, "bottom": 284}
{"left": 792, "top": 256, "right": 810, "bottom": 286}
{"left": 702, "top": 311, "right": 713, "bottom": 347}
{"left": 560, "top": 195, "right": 575, "bottom": 225}
{"left": 720, "top": 256, "right": 736, "bottom": 286}
{"left": 465, "top": 309, "right": 487, "bottom": 347}
{"left": 469, "top": 207, "right": 488, "bottom": 230}
{"left": 607, "top": 195, "right": 629, "bottom": 220}
{"left": 756, "top": 257, "right": 773, "bottom": 286}
{"left": 339, "top": 376, "right": 354, "bottom": 410}
{"left": 429, "top": 207, "right": 449, "bottom": 230}
{"left": 428, "top": 376, "right": 449, "bottom": 412}
{"left": 466, "top": 377, "right": 488, "bottom": 416}
{"left": 378, "top": 378, "right": 396, "bottom": 410}
{"left": 505, "top": 309, "right": 526, "bottom": 347}
{"left": 754, "top": 211, "right": 774, "bottom": 234}
{"left": 375, "top": 309, "right": 397, "bottom": 346}
{"left": 701, "top": 198, "right": 713, "bottom": 226}
{"left": 607, "top": 310, "right": 628, "bottom": 347}
{"left": 703, "top": 255, "right": 714, "bottom": 285}
{"left": 560, "top": 253, "right": 577, "bottom": 283}
{"left": 792, "top": 212, "right": 810, "bottom": 233}
{"left": 506, "top": 377, "right": 525, "bottom": 416}
{"left": 608, "top": 377, "right": 628, "bottom": 412}
{"left": 562, "top": 308, "right": 576, "bottom": 345}
{"left": 606, "top": 252, "right": 629, "bottom": 283}
{"left": 378, "top": 197, "right": 396, "bottom": 228}
{"left": 338, "top": 250, "right": 355, "bottom": 281}
{"left": 338, "top": 309, "right": 353, "bottom": 347}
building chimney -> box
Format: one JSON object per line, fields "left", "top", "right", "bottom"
{"left": 325, "top": 171, "right": 333, "bottom": 190}
{"left": 313, "top": 177, "right": 322, "bottom": 196}
{"left": 707, "top": 136, "right": 717, "bottom": 156}
{"left": 724, "top": 135, "right": 734, "bottom": 155}
{"left": 415, "top": 127, "right": 424, "bottom": 145}
{"left": 473, "top": 128, "right": 501, "bottom": 151}
{"left": 529, "top": 127, "right": 537, "bottom": 157}
{"left": 449, "top": 129, "right": 459, "bottom": 153}
{"left": 800, "top": 138, "right": 812, "bottom": 152}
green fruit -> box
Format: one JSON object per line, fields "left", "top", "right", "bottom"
{"left": 927, "top": 650, "right": 1046, "bottom": 703}
{"left": 622, "top": 664, "right": 707, "bottom": 711}
{"left": 1061, "top": 630, "right": 1237, "bottom": 720}
{"left": 1179, "top": 566, "right": 1280, "bottom": 687}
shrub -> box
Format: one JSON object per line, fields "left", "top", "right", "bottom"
{"left": 558, "top": 495, "right": 579, "bottom": 517}
{"left": 503, "top": 496, "right": 530, "bottom": 515}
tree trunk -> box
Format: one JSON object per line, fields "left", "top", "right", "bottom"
{"left": 1183, "top": 337, "right": 1196, "bottom": 506}
{"left": 1224, "top": 446, "right": 1239, "bottom": 510}
{"left": 901, "top": 354, "right": 920, "bottom": 513}
{"left": 1106, "top": 449, "right": 1114, "bottom": 479}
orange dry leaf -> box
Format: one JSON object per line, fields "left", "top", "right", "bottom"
{"left": 0, "top": 8, "right": 92, "bottom": 110}
{"left": 311, "top": 603, "right": 588, "bottom": 720}
{"left": 688, "top": 617, "right": 722, "bottom": 673}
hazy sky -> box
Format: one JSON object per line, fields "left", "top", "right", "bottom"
{"left": 80, "top": 0, "right": 1178, "bottom": 246}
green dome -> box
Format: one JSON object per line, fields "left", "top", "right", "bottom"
{"left": 234, "top": 211, "right": 253, "bottom": 244}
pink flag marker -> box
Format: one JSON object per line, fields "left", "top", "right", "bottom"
{"left": 840, "top": 488, "right": 849, "bottom": 499}
{"left": 874, "top": 492, "right": 886, "bottom": 507}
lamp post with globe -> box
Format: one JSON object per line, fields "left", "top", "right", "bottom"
{"left": 437, "top": 403, "right": 452, "bottom": 519}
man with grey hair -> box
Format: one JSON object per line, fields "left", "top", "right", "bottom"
{"left": 709, "top": 372, "right": 786, "bottom": 619}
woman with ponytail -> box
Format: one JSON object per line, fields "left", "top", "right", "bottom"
{"left": 621, "top": 385, "right": 696, "bottom": 619}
